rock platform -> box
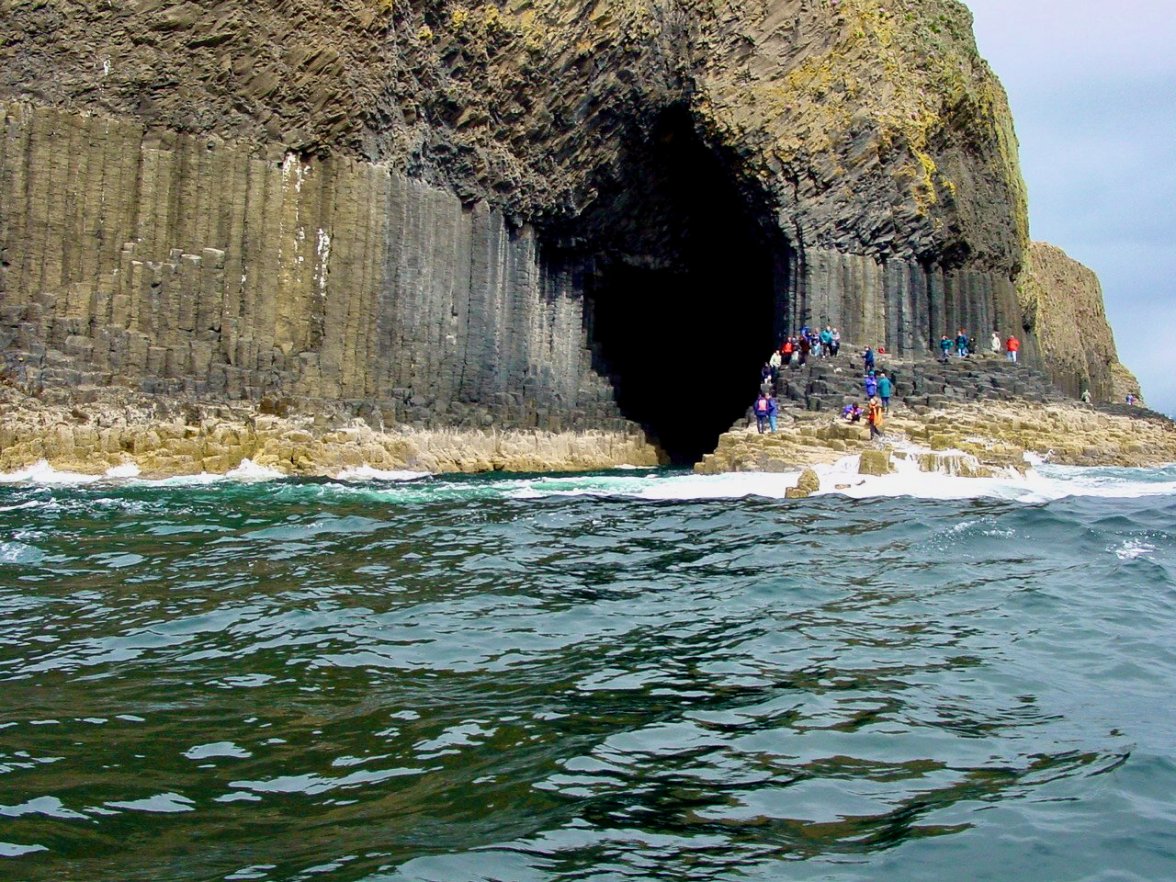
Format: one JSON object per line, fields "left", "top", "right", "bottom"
{"left": 699, "top": 351, "right": 1176, "bottom": 480}
{"left": 0, "top": 384, "right": 659, "bottom": 478}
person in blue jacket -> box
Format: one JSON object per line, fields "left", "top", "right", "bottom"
{"left": 864, "top": 371, "right": 878, "bottom": 400}
{"left": 753, "top": 391, "right": 778, "bottom": 433}
{"left": 876, "top": 371, "right": 893, "bottom": 410}
{"left": 939, "top": 335, "right": 952, "bottom": 362}
{"left": 819, "top": 326, "right": 833, "bottom": 357}
{"left": 862, "top": 347, "right": 875, "bottom": 371}
{"left": 955, "top": 329, "right": 969, "bottom": 357}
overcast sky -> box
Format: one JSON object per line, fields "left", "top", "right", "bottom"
{"left": 965, "top": 0, "right": 1176, "bottom": 416}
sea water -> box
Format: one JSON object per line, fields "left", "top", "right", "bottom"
{"left": 1, "top": 458, "right": 1175, "bottom": 881}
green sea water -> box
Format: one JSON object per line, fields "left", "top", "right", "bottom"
{"left": 2, "top": 465, "right": 1176, "bottom": 881}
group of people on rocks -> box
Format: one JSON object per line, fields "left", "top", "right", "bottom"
{"left": 841, "top": 396, "right": 885, "bottom": 439}
{"left": 759, "top": 326, "right": 845, "bottom": 402}
{"left": 755, "top": 325, "right": 844, "bottom": 433}
{"left": 777, "top": 326, "right": 843, "bottom": 369}
{"left": 938, "top": 328, "right": 1020, "bottom": 363}
{"left": 753, "top": 326, "right": 1023, "bottom": 439}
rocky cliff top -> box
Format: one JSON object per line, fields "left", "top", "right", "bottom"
{"left": 1, "top": 0, "right": 1027, "bottom": 272}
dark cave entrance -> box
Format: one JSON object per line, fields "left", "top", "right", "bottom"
{"left": 578, "top": 107, "right": 783, "bottom": 466}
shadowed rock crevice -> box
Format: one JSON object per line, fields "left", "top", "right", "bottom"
{"left": 560, "top": 107, "right": 779, "bottom": 465}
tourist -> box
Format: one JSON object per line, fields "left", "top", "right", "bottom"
{"left": 864, "top": 370, "right": 878, "bottom": 400}
{"left": 955, "top": 329, "right": 969, "bottom": 358}
{"left": 782, "top": 336, "right": 794, "bottom": 366}
{"left": 877, "top": 371, "right": 893, "bottom": 411}
{"left": 1005, "top": 333, "right": 1020, "bottom": 363}
{"left": 862, "top": 346, "right": 875, "bottom": 371}
{"left": 1081, "top": 388, "right": 1092, "bottom": 404}
{"left": 939, "top": 335, "right": 952, "bottom": 362}
{"left": 1126, "top": 392, "right": 1136, "bottom": 406}
{"left": 842, "top": 401, "right": 862, "bottom": 422}
{"left": 798, "top": 333, "right": 811, "bottom": 366}
{"left": 754, "top": 391, "right": 777, "bottom": 433}
{"left": 990, "top": 330, "right": 1001, "bottom": 354}
{"left": 830, "top": 327, "right": 841, "bottom": 356}
{"left": 867, "top": 396, "right": 884, "bottom": 440}
{"left": 819, "top": 326, "right": 833, "bottom": 357}
{"left": 769, "top": 349, "right": 782, "bottom": 385}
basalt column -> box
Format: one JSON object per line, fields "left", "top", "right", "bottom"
{"left": 783, "top": 247, "right": 1026, "bottom": 357}
{"left": 0, "top": 103, "right": 630, "bottom": 436}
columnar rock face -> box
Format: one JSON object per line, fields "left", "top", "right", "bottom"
{"left": 0, "top": 103, "right": 625, "bottom": 434}
{"left": 0, "top": 0, "right": 1059, "bottom": 465}
{"left": 1018, "top": 242, "right": 1140, "bottom": 404}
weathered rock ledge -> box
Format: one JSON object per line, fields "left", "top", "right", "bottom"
{"left": 0, "top": 386, "right": 659, "bottom": 477}
{"left": 697, "top": 399, "right": 1176, "bottom": 482}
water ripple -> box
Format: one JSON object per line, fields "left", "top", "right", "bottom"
{"left": 0, "top": 477, "right": 1174, "bottom": 880}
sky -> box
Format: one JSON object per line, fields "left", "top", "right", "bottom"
{"left": 964, "top": 0, "right": 1176, "bottom": 416}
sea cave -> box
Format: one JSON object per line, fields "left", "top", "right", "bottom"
{"left": 549, "top": 106, "right": 785, "bottom": 466}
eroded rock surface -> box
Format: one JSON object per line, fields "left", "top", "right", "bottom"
{"left": 1018, "top": 242, "right": 1142, "bottom": 404}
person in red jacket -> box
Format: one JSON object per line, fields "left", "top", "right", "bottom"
{"left": 1005, "top": 334, "right": 1021, "bottom": 363}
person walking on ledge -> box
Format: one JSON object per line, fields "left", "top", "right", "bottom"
{"left": 1005, "top": 333, "right": 1020, "bottom": 363}
{"left": 876, "top": 371, "right": 892, "bottom": 411}
{"left": 867, "top": 396, "right": 884, "bottom": 440}
{"left": 955, "top": 329, "right": 969, "bottom": 358}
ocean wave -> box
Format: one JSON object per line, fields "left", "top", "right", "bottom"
{"left": 493, "top": 458, "right": 1176, "bottom": 505}
{"left": 334, "top": 465, "right": 432, "bottom": 482}
{"left": 1, "top": 454, "right": 1174, "bottom": 505}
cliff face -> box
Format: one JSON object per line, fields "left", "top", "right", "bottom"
{"left": 1, "top": 0, "right": 1040, "bottom": 464}
{"left": 1018, "top": 242, "right": 1141, "bottom": 405}
{"left": 1, "top": 0, "right": 1028, "bottom": 255}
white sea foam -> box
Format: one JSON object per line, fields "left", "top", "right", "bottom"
{"left": 146, "top": 472, "right": 232, "bottom": 487}
{"left": 495, "top": 450, "right": 1176, "bottom": 504}
{"left": 0, "top": 460, "right": 104, "bottom": 486}
{"left": 335, "top": 465, "right": 431, "bottom": 483}
{"left": 105, "top": 463, "right": 141, "bottom": 479}
{"left": 1, "top": 448, "right": 1173, "bottom": 502}
{"left": 226, "top": 459, "right": 287, "bottom": 481}
{"left": 143, "top": 459, "right": 290, "bottom": 486}
{"left": 1113, "top": 540, "right": 1157, "bottom": 561}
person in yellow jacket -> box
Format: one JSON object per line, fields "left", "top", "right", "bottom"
{"left": 867, "top": 396, "right": 884, "bottom": 440}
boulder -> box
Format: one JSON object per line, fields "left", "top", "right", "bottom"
{"left": 796, "top": 467, "right": 821, "bottom": 496}
{"left": 859, "top": 450, "right": 893, "bottom": 476}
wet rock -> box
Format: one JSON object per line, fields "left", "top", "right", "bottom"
{"left": 796, "top": 467, "right": 820, "bottom": 495}
{"left": 858, "top": 449, "right": 892, "bottom": 476}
